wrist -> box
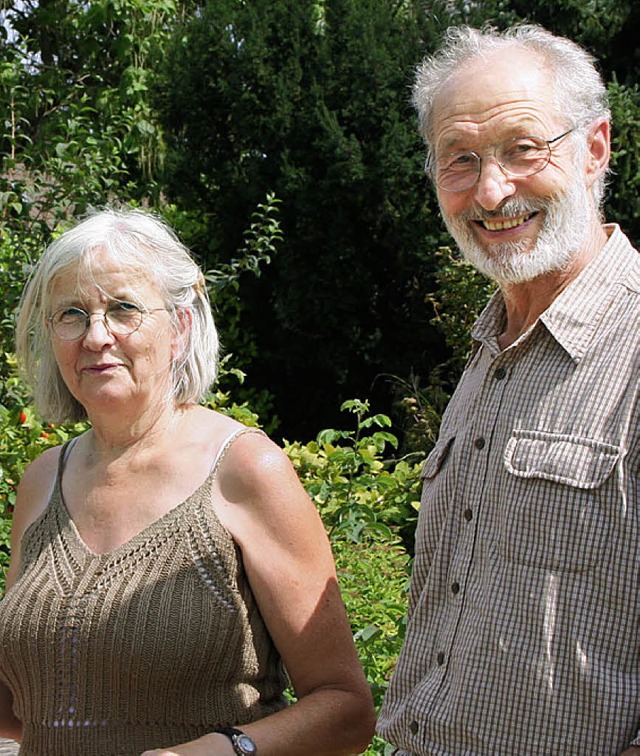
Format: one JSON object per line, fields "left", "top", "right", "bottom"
{"left": 214, "top": 727, "right": 258, "bottom": 755}
{"left": 207, "top": 732, "right": 236, "bottom": 755}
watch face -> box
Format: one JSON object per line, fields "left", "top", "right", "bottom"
{"left": 235, "top": 733, "right": 257, "bottom": 755}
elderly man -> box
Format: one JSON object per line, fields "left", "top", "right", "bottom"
{"left": 377, "top": 24, "right": 640, "bottom": 755}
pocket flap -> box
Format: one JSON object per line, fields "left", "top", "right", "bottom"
{"left": 504, "top": 430, "right": 619, "bottom": 489}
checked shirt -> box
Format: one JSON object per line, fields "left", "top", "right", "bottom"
{"left": 377, "top": 225, "right": 640, "bottom": 755}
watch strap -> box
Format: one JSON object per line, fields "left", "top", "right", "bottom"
{"left": 214, "top": 727, "right": 257, "bottom": 755}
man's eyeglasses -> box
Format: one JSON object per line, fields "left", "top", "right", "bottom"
{"left": 427, "top": 129, "right": 575, "bottom": 193}
{"left": 48, "top": 301, "right": 167, "bottom": 341}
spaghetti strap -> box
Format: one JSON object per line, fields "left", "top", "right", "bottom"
{"left": 48, "top": 436, "right": 80, "bottom": 504}
{"left": 62, "top": 436, "right": 80, "bottom": 465}
{"left": 209, "top": 426, "right": 265, "bottom": 475}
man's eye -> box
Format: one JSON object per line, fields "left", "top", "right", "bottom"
{"left": 504, "top": 139, "right": 543, "bottom": 159}
{"left": 441, "top": 153, "right": 475, "bottom": 171}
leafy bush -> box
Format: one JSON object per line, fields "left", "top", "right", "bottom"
{"left": 0, "top": 405, "right": 88, "bottom": 580}
{"left": 285, "top": 398, "right": 422, "bottom": 549}
{"left": 334, "top": 537, "right": 409, "bottom": 756}
{"left": 285, "top": 399, "right": 421, "bottom": 754}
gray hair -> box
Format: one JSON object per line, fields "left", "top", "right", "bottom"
{"left": 15, "top": 207, "right": 219, "bottom": 422}
{"left": 413, "top": 24, "right": 611, "bottom": 207}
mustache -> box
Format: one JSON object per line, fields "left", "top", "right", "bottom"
{"left": 456, "top": 197, "right": 548, "bottom": 222}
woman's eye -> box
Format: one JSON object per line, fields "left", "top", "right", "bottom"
{"left": 110, "top": 301, "right": 142, "bottom": 314}
{"left": 58, "top": 307, "right": 86, "bottom": 321}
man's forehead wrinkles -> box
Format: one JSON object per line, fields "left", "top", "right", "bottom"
{"left": 435, "top": 109, "right": 546, "bottom": 152}
{"left": 436, "top": 96, "right": 543, "bottom": 124}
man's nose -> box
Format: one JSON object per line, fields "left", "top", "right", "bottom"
{"left": 472, "top": 156, "right": 517, "bottom": 211}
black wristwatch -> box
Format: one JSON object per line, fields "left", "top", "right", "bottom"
{"left": 215, "top": 727, "right": 258, "bottom": 755}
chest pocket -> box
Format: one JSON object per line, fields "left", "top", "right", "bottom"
{"left": 500, "top": 430, "right": 619, "bottom": 572}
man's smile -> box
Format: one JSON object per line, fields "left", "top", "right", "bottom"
{"left": 477, "top": 211, "right": 538, "bottom": 232}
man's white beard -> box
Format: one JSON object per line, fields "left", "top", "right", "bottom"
{"left": 441, "top": 174, "right": 592, "bottom": 285}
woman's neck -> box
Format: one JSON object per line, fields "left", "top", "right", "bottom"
{"left": 86, "top": 402, "right": 189, "bottom": 459}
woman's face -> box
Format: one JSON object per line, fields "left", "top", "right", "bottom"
{"left": 47, "top": 248, "right": 181, "bottom": 420}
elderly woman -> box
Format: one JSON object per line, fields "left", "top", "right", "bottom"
{"left": 0, "top": 208, "right": 375, "bottom": 756}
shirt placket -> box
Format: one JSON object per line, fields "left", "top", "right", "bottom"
{"left": 431, "top": 345, "right": 514, "bottom": 690}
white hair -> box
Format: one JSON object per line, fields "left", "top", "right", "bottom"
{"left": 413, "top": 24, "right": 611, "bottom": 207}
{"left": 16, "top": 207, "right": 219, "bottom": 422}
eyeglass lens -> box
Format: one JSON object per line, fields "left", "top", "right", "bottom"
{"left": 50, "top": 302, "right": 144, "bottom": 340}
{"left": 434, "top": 136, "right": 552, "bottom": 192}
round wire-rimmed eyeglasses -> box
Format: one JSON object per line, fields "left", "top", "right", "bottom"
{"left": 47, "top": 301, "right": 168, "bottom": 341}
{"left": 426, "top": 128, "right": 575, "bottom": 193}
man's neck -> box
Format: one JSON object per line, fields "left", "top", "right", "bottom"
{"left": 497, "top": 222, "right": 609, "bottom": 350}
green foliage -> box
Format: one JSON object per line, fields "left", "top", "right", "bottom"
{"left": 0, "top": 404, "right": 88, "bottom": 582}
{"left": 284, "top": 399, "right": 418, "bottom": 754}
{"left": 0, "top": 230, "right": 36, "bottom": 396}
{"left": 427, "top": 247, "right": 496, "bottom": 374}
{"left": 206, "top": 193, "right": 283, "bottom": 294}
{"left": 156, "top": 0, "right": 453, "bottom": 439}
{"left": 334, "top": 536, "right": 409, "bottom": 756}
{"left": 166, "top": 193, "right": 285, "bottom": 430}
{"left": 334, "top": 537, "right": 409, "bottom": 704}
{"left": 1, "top": 0, "right": 184, "bottom": 201}
{"left": 504, "top": 0, "right": 638, "bottom": 86}
{"left": 205, "top": 193, "right": 283, "bottom": 414}
{"left": 386, "top": 246, "right": 495, "bottom": 458}
{"left": 285, "top": 399, "right": 422, "bottom": 547}
{"left": 202, "top": 356, "right": 263, "bottom": 430}
{"left": 607, "top": 78, "right": 640, "bottom": 248}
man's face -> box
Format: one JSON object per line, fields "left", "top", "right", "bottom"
{"left": 431, "top": 48, "right": 593, "bottom": 285}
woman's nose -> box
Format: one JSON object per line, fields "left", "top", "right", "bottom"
{"left": 81, "top": 313, "right": 115, "bottom": 348}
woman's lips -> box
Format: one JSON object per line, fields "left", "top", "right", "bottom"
{"left": 82, "top": 363, "right": 122, "bottom": 374}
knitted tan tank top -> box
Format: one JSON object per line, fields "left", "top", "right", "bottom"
{"left": 0, "top": 428, "right": 288, "bottom": 756}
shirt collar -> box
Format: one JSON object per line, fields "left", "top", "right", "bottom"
{"left": 471, "top": 225, "right": 639, "bottom": 362}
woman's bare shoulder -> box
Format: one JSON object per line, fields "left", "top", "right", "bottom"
{"left": 17, "top": 444, "right": 63, "bottom": 503}
{"left": 5, "top": 444, "right": 65, "bottom": 590}
{"left": 218, "top": 428, "right": 293, "bottom": 494}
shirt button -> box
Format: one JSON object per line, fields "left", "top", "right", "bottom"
{"left": 474, "top": 437, "right": 485, "bottom": 450}
{"left": 451, "top": 581, "right": 460, "bottom": 595}
{"left": 436, "top": 652, "right": 445, "bottom": 665}
{"left": 410, "top": 720, "right": 419, "bottom": 734}
{"left": 494, "top": 367, "right": 507, "bottom": 380}
{"left": 463, "top": 508, "right": 473, "bottom": 522}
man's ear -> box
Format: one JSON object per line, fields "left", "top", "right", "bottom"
{"left": 584, "top": 118, "right": 610, "bottom": 190}
{"left": 171, "top": 307, "right": 192, "bottom": 363}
